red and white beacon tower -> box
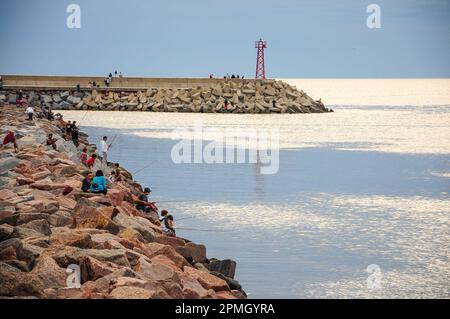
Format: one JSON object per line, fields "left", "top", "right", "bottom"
{"left": 255, "top": 38, "right": 267, "bottom": 79}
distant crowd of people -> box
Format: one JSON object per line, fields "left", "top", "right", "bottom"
{"left": 209, "top": 73, "right": 245, "bottom": 80}
{"left": 87, "top": 70, "right": 123, "bottom": 89}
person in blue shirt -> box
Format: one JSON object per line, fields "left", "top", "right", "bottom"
{"left": 90, "top": 170, "right": 107, "bottom": 195}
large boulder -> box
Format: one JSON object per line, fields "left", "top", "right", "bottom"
{"left": 180, "top": 277, "right": 217, "bottom": 299}
{"left": 83, "top": 268, "right": 142, "bottom": 293}
{"left": 176, "top": 242, "right": 207, "bottom": 264}
{"left": 67, "top": 96, "right": 81, "bottom": 105}
{"left": 0, "top": 157, "right": 20, "bottom": 175}
{"left": 134, "top": 256, "right": 180, "bottom": 283}
{"left": 72, "top": 198, "right": 120, "bottom": 234}
{"left": 109, "top": 286, "right": 156, "bottom": 299}
{"left": 52, "top": 247, "right": 131, "bottom": 268}
{"left": 0, "top": 271, "right": 46, "bottom": 298}
{"left": 50, "top": 229, "right": 94, "bottom": 249}
{"left": 0, "top": 223, "right": 14, "bottom": 240}
{"left": 113, "top": 213, "right": 158, "bottom": 243}
{"left": 18, "top": 219, "right": 52, "bottom": 236}
{"left": 183, "top": 266, "right": 230, "bottom": 292}
{"left": 144, "top": 242, "right": 188, "bottom": 269}
{"left": 31, "top": 254, "right": 67, "bottom": 288}
{"left": 48, "top": 210, "right": 73, "bottom": 227}
{"left": 79, "top": 255, "right": 119, "bottom": 282}
{"left": 206, "top": 258, "right": 237, "bottom": 279}
{"left": 0, "top": 212, "right": 50, "bottom": 227}
{"left": 209, "top": 271, "right": 243, "bottom": 292}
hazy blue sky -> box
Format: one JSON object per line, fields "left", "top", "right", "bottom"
{"left": 0, "top": 0, "right": 449, "bottom": 78}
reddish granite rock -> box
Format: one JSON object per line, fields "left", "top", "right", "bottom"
{"left": 119, "top": 227, "right": 145, "bottom": 243}
{"left": 154, "top": 235, "right": 186, "bottom": 248}
{"left": 50, "top": 230, "right": 94, "bottom": 249}
{"left": 30, "top": 178, "right": 66, "bottom": 191}
{"left": 144, "top": 242, "right": 188, "bottom": 269}
{"left": 83, "top": 268, "right": 143, "bottom": 293}
{"left": 79, "top": 255, "right": 119, "bottom": 282}
{"left": 0, "top": 271, "right": 46, "bottom": 298}
{"left": 107, "top": 188, "right": 125, "bottom": 207}
{"left": 89, "top": 196, "right": 113, "bottom": 206}
{"left": 55, "top": 195, "right": 77, "bottom": 210}
{"left": 0, "top": 189, "right": 18, "bottom": 202}
{"left": 183, "top": 266, "right": 230, "bottom": 292}
{"left": 0, "top": 245, "right": 17, "bottom": 261}
{"left": 180, "top": 277, "right": 217, "bottom": 299}
{"left": 109, "top": 286, "right": 155, "bottom": 299}
{"left": 150, "top": 254, "right": 181, "bottom": 272}
{"left": 216, "top": 290, "right": 238, "bottom": 299}
{"left": 31, "top": 254, "right": 67, "bottom": 288}
{"left": 16, "top": 175, "right": 35, "bottom": 185}
{"left": 72, "top": 198, "right": 119, "bottom": 234}
{"left": 52, "top": 246, "right": 131, "bottom": 268}
{"left": 31, "top": 168, "right": 52, "bottom": 180}
{"left": 113, "top": 213, "right": 158, "bottom": 242}
{"left": 134, "top": 256, "right": 181, "bottom": 283}
{"left": 20, "top": 219, "right": 52, "bottom": 236}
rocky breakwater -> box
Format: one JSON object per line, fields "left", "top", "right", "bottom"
{"left": 0, "top": 104, "right": 245, "bottom": 299}
{"left": 0, "top": 79, "right": 329, "bottom": 113}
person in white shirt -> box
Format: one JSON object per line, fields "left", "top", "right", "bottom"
{"left": 26, "top": 106, "right": 34, "bottom": 120}
{"left": 101, "top": 136, "right": 110, "bottom": 164}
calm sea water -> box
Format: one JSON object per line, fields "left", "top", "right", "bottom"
{"left": 61, "top": 79, "right": 450, "bottom": 298}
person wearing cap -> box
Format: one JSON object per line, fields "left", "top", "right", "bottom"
{"left": 135, "top": 187, "right": 157, "bottom": 214}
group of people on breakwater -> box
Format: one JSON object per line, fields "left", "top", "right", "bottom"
{"left": 209, "top": 73, "right": 245, "bottom": 80}
{"left": 2, "top": 103, "right": 177, "bottom": 237}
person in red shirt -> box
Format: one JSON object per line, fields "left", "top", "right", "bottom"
{"left": 2, "top": 130, "right": 18, "bottom": 152}
{"left": 80, "top": 148, "right": 88, "bottom": 166}
{"left": 86, "top": 153, "right": 97, "bottom": 169}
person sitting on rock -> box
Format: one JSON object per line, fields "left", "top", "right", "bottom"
{"left": 160, "top": 210, "right": 175, "bottom": 236}
{"left": 159, "top": 209, "right": 168, "bottom": 223}
{"left": 90, "top": 170, "right": 107, "bottom": 195}
{"left": 1, "top": 130, "right": 18, "bottom": 153}
{"left": 108, "top": 170, "right": 117, "bottom": 183}
{"left": 113, "top": 163, "right": 122, "bottom": 182}
{"left": 86, "top": 153, "right": 97, "bottom": 169}
{"left": 80, "top": 148, "right": 88, "bottom": 166}
{"left": 81, "top": 173, "right": 94, "bottom": 192}
{"left": 46, "top": 133, "right": 57, "bottom": 151}
{"left": 135, "top": 187, "right": 157, "bottom": 214}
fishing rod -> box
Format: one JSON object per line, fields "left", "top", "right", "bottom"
{"left": 174, "top": 216, "right": 194, "bottom": 221}
{"left": 78, "top": 109, "right": 90, "bottom": 127}
{"left": 175, "top": 227, "right": 231, "bottom": 233}
{"left": 109, "top": 133, "right": 119, "bottom": 148}
{"left": 154, "top": 199, "right": 197, "bottom": 204}
{"left": 131, "top": 160, "right": 160, "bottom": 175}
